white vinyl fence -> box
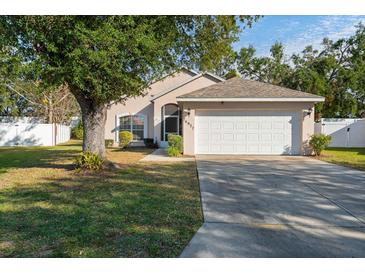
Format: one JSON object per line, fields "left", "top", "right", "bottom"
{"left": 315, "top": 118, "right": 365, "bottom": 147}
{"left": 0, "top": 117, "right": 71, "bottom": 146}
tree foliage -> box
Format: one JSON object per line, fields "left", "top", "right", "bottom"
{"left": 0, "top": 16, "right": 259, "bottom": 106}
{"left": 237, "top": 24, "right": 365, "bottom": 118}
{"left": 0, "top": 16, "right": 259, "bottom": 157}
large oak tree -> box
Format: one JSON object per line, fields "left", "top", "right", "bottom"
{"left": 0, "top": 16, "right": 258, "bottom": 157}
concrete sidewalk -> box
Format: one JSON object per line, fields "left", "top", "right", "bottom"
{"left": 139, "top": 148, "right": 194, "bottom": 162}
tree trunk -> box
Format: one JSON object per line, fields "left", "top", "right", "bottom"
{"left": 48, "top": 97, "right": 53, "bottom": 124}
{"left": 72, "top": 90, "right": 107, "bottom": 159}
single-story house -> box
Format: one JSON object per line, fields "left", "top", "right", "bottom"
{"left": 105, "top": 68, "right": 324, "bottom": 155}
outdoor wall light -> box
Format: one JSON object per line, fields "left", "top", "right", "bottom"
{"left": 304, "top": 108, "right": 313, "bottom": 116}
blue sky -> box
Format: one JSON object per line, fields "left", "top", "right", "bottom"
{"left": 236, "top": 16, "right": 365, "bottom": 57}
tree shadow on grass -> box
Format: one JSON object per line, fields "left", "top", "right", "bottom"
{"left": 0, "top": 162, "right": 202, "bottom": 258}
{"left": 0, "top": 144, "right": 81, "bottom": 172}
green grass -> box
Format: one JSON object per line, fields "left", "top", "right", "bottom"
{"left": 0, "top": 140, "right": 81, "bottom": 175}
{"left": 319, "top": 147, "right": 365, "bottom": 171}
{"left": 0, "top": 141, "right": 202, "bottom": 257}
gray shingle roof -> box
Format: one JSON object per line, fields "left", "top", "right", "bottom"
{"left": 177, "top": 77, "right": 324, "bottom": 100}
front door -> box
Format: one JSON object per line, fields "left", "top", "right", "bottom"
{"left": 161, "top": 104, "right": 181, "bottom": 147}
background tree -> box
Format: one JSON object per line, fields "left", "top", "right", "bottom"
{"left": 0, "top": 39, "right": 80, "bottom": 123}
{"left": 224, "top": 69, "right": 240, "bottom": 79}
{"left": 237, "top": 24, "right": 365, "bottom": 119}
{"left": 0, "top": 15, "right": 259, "bottom": 158}
{"left": 347, "top": 24, "right": 365, "bottom": 116}
{"left": 1, "top": 79, "right": 79, "bottom": 124}
{"left": 238, "top": 42, "right": 292, "bottom": 85}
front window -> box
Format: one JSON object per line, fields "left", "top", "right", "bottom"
{"left": 120, "top": 115, "right": 145, "bottom": 141}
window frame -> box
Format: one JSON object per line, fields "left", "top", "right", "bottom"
{"left": 116, "top": 113, "right": 147, "bottom": 142}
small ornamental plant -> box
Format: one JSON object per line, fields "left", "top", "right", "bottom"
{"left": 309, "top": 134, "right": 332, "bottom": 156}
{"left": 74, "top": 151, "right": 104, "bottom": 171}
{"left": 167, "top": 146, "right": 181, "bottom": 157}
{"left": 119, "top": 131, "right": 133, "bottom": 148}
{"left": 167, "top": 134, "right": 183, "bottom": 157}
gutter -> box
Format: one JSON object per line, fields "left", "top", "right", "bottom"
{"left": 176, "top": 97, "right": 325, "bottom": 103}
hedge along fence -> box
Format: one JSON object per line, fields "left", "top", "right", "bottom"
{"left": 0, "top": 118, "right": 71, "bottom": 146}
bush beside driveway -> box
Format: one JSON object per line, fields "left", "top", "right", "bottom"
{"left": 0, "top": 141, "right": 202, "bottom": 257}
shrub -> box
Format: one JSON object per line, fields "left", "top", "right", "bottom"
{"left": 167, "top": 146, "right": 181, "bottom": 157}
{"left": 309, "top": 134, "right": 332, "bottom": 156}
{"left": 167, "top": 134, "right": 183, "bottom": 156}
{"left": 105, "top": 139, "right": 114, "bottom": 147}
{"left": 74, "top": 151, "right": 104, "bottom": 170}
{"left": 143, "top": 138, "right": 159, "bottom": 149}
{"left": 119, "top": 130, "right": 133, "bottom": 148}
{"left": 71, "top": 121, "right": 83, "bottom": 140}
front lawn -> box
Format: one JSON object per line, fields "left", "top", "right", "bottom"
{"left": 318, "top": 147, "right": 365, "bottom": 171}
{"left": 0, "top": 141, "right": 202, "bottom": 257}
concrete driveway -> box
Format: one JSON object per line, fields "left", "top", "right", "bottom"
{"left": 181, "top": 156, "right": 365, "bottom": 257}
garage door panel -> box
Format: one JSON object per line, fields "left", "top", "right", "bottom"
{"left": 210, "top": 121, "right": 221, "bottom": 129}
{"left": 247, "top": 144, "right": 260, "bottom": 153}
{"left": 199, "top": 120, "right": 209, "bottom": 130}
{"left": 222, "top": 144, "right": 234, "bottom": 153}
{"left": 248, "top": 122, "right": 259, "bottom": 129}
{"left": 261, "top": 122, "right": 272, "bottom": 130}
{"left": 272, "top": 145, "right": 285, "bottom": 153}
{"left": 223, "top": 121, "right": 234, "bottom": 130}
{"left": 261, "top": 133, "right": 272, "bottom": 142}
{"left": 260, "top": 144, "right": 272, "bottom": 153}
{"left": 247, "top": 133, "right": 259, "bottom": 142}
{"left": 236, "top": 122, "right": 246, "bottom": 130}
{"left": 272, "top": 133, "right": 285, "bottom": 142}
{"left": 195, "top": 111, "right": 300, "bottom": 155}
{"left": 198, "top": 144, "right": 210, "bottom": 153}
{"left": 235, "top": 133, "right": 246, "bottom": 142}
{"left": 210, "top": 145, "right": 221, "bottom": 153}
{"left": 211, "top": 133, "right": 221, "bottom": 141}
{"left": 223, "top": 133, "right": 234, "bottom": 141}
{"left": 235, "top": 144, "right": 247, "bottom": 153}
{"left": 273, "top": 122, "right": 285, "bottom": 130}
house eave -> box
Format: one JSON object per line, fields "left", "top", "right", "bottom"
{"left": 176, "top": 97, "right": 325, "bottom": 103}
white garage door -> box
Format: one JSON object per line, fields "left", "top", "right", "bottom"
{"left": 195, "top": 110, "right": 300, "bottom": 155}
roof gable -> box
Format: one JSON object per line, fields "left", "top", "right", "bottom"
{"left": 150, "top": 71, "right": 224, "bottom": 102}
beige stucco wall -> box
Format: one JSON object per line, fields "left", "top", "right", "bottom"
{"left": 104, "top": 70, "right": 196, "bottom": 141}
{"left": 301, "top": 106, "right": 315, "bottom": 155}
{"left": 152, "top": 75, "right": 221, "bottom": 144}
{"left": 180, "top": 101, "right": 316, "bottom": 155}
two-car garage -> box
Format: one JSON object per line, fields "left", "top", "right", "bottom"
{"left": 177, "top": 77, "right": 325, "bottom": 156}
{"left": 195, "top": 110, "right": 301, "bottom": 155}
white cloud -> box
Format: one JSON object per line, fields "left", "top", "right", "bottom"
{"left": 283, "top": 16, "right": 364, "bottom": 57}
{"left": 240, "top": 16, "right": 365, "bottom": 58}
